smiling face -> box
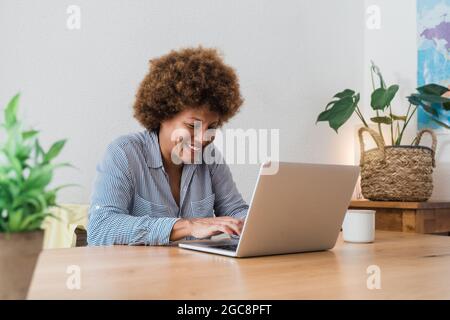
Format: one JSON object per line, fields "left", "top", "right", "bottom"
{"left": 158, "top": 106, "right": 220, "bottom": 165}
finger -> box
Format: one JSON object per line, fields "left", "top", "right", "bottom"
{"left": 209, "top": 230, "right": 223, "bottom": 237}
{"left": 216, "top": 221, "right": 241, "bottom": 236}
{"left": 215, "top": 216, "right": 243, "bottom": 225}
{"left": 221, "top": 219, "right": 243, "bottom": 232}
{"left": 197, "top": 217, "right": 243, "bottom": 232}
{"left": 215, "top": 224, "right": 235, "bottom": 236}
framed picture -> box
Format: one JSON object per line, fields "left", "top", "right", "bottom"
{"left": 417, "top": 0, "right": 450, "bottom": 131}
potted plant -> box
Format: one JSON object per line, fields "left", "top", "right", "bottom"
{"left": 0, "top": 94, "right": 72, "bottom": 299}
{"left": 316, "top": 62, "right": 450, "bottom": 201}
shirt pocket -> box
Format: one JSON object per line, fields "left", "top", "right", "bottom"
{"left": 132, "top": 193, "right": 170, "bottom": 218}
{"left": 190, "top": 193, "right": 215, "bottom": 218}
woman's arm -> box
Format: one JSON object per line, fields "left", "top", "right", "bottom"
{"left": 87, "top": 139, "right": 180, "bottom": 246}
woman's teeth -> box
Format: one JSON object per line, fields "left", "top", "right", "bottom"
{"left": 187, "top": 144, "right": 201, "bottom": 151}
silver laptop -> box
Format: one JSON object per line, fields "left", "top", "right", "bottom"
{"left": 178, "top": 161, "right": 359, "bottom": 258}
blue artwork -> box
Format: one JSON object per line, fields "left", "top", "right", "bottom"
{"left": 417, "top": 0, "right": 450, "bottom": 131}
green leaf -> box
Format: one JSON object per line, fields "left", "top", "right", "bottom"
{"left": 2, "top": 179, "right": 20, "bottom": 200}
{"left": 44, "top": 190, "right": 57, "bottom": 206}
{"left": 412, "top": 93, "right": 450, "bottom": 105}
{"left": 24, "top": 190, "right": 47, "bottom": 212}
{"left": 22, "top": 130, "right": 39, "bottom": 140}
{"left": 43, "top": 139, "right": 66, "bottom": 163}
{"left": 417, "top": 84, "right": 449, "bottom": 96}
{"left": 34, "top": 139, "right": 45, "bottom": 161}
{"left": 318, "top": 91, "right": 359, "bottom": 129}
{"left": 5, "top": 153, "right": 22, "bottom": 178}
{"left": 422, "top": 105, "right": 439, "bottom": 117}
{"left": 385, "top": 84, "right": 400, "bottom": 104}
{"left": 410, "top": 89, "right": 450, "bottom": 110}
{"left": 327, "top": 96, "right": 356, "bottom": 133}
{"left": 0, "top": 217, "right": 8, "bottom": 232}
{"left": 52, "top": 183, "right": 80, "bottom": 192}
{"left": 391, "top": 114, "right": 407, "bottom": 121}
{"left": 317, "top": 109, "right": 333, "bottom": 123}
{"left": 371, "top": 85, "right": 399, "bottom": 110}
{"left": 371, "top": 116, "right": 392, "bottom": 125}
{"left": 8, "top": 209, "right": 24, "bottom": 232}
{"left": 408, "top": 95, "right": 422, "bottom": 106}
{"left": 333, "top": 89, "right": 355, "bottom": 99}
{"left": 23, "top": 165, "right": 53, "bottom": 191}
{"left": 4, "top": 93, "right": 20, "bottom": 128}
{"left": 445, "top": 102, "right": 450, "bottom": 111}
{"left": 354, "top": 93, "right": 360, "bottom": 105}
{"left": 325, "top": 100, "right": 337, "bottom": 110}
{"left": 316, "top": 96, "right": 356, "bottom": 128}
{"left": 19, "top": 212, "right": 52, "bottom": 231}
{"left": 371, "top": 88, "right": 387, "bottom": 110}
{"left": 16, "top": 145, "right": 32, "bottom": 163}
{"left": 50, "top": 162, "right": 76, "bottom": 170}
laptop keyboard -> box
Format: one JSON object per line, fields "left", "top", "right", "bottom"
{"left": 210, "top": 244, "right": 238, "bottom": 251}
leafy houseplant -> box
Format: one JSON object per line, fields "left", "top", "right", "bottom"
{"left": 316, "top": 61, "right": 449, "bottom": 142}
{"left": 0, "top": 94, "right": 72, "bottom": 299}
{"left": 316, "top": 62, "right": 450, "bottom": 202}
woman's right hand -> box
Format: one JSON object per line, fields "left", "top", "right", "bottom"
{"left": 170, "top": 216, "right": 244, "bottom": 241}
{"left": 188, "top": 216, "right": 244, "bottom": 239}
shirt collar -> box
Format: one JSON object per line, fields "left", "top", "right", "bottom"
{"left": 144, "top": 129, "right": 164, "bottom": 169}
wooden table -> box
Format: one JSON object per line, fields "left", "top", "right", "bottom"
{"left": 28, "top": 231, "right": 450, "bottom": 299}
{"left": 349, "top": 200, "right": 450, "bottom": 235}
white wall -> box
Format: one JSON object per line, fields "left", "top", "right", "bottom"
{"left": 0, "top": 0, "right": 365, "bottom": 204}
{"left": 363, "top": 0, "right": 450, "bottom": 200}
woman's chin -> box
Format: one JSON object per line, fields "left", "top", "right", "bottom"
{"left": 179, "top": 148, "right": 202, "bottom": 164}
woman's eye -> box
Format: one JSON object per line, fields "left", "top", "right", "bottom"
{"left": 185, "top": 123, "right": 195, "bottom": 129}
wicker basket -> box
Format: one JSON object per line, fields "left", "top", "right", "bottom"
{"left": 358, "top": 127, "right": 437, "bottom": 202}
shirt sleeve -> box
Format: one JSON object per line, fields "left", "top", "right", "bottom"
{"left": 209, "top": 160, "right": 249, "bottom": 220}
{"left": 87, "top": 139, "right": 180, "bottom": 246}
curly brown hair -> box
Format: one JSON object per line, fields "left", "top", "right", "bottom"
{"left": 133, "top": 46, "right": 244, "bottom": 130}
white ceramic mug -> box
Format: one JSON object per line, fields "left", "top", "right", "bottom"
{"left": 342, "top": 209, "right": 375, "bottom": 243}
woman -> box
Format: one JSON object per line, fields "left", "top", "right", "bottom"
{"left": 87, "top": 47, "right": 248, "bottom": 246}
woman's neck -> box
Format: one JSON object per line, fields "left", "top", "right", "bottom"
{"left": 158, "top": 130, "right": 183, "bottom": 174}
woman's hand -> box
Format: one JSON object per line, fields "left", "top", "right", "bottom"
{"left": 170, "top": 217, "right": 244, "bottom": 241}
{"left": 188, "top": 216, "right": 244, "bottom": 239}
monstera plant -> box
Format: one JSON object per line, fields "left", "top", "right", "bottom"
{"left": 0, "top": 93, "right": 73, "bottom": 299}
{"left": 316, "top": 61, "right": 449, "bottom": 145}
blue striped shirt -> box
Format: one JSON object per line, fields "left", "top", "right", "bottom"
{"left": 87, "top": 129, "right": 248, "bottom": 246}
